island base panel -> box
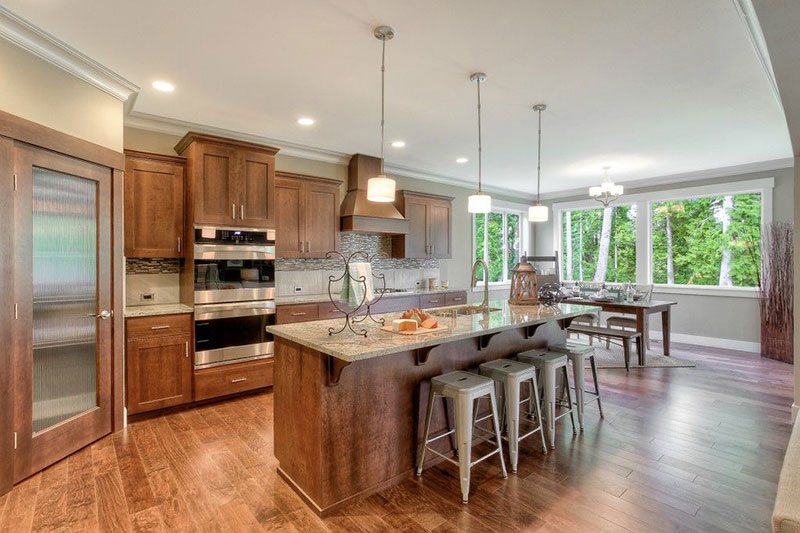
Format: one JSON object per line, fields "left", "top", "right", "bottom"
{"left": 273, "top": 321, "right": 567, "bottom": 515}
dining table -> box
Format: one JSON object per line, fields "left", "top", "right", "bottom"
{"left": 561, "top": 297, "right": 678, "bottom": 355}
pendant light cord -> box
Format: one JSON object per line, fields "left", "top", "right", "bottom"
{"left": 380, "top": 35, "right": 386, "bottom": 175}
{"left": 476, "top": 79, "right": 482, "bottom": 193}
{"left": 536, "top": 107, "right": 542, "bottom": 204}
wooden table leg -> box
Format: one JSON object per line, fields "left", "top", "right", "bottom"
{"left": 636, "top": 335, "right": 644, "bottom": 366}
{"left": 636, "top": 309, "right": 646, "bottom": 355}
{"left": 662, "top": 309, "right": 671, "bottom": 356}
{"left": 622, "top": 339, "right": 630, "bottom": 372}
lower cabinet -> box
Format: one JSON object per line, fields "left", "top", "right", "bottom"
{"left": 126, "top": 314, "right": 193, "bottom": 415}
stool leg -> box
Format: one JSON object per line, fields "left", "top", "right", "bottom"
{"left": 563, "top": 367, "right": 577, "bottom": 434}
{"left": 416, "top": 389, "right": 436, "bottom": 476}
{"left": 590, "top": 355, "right": 604, "bottom": 418}
{"left": 504, "top": 378, "right": 520, "bottom": 473}
{"left": 443, "top": 396, "right": 457, "bottom": 456}
{"left": 544, "top": 365, "right": 556, "bottom": 448}
{"left": 571, "top": 354, "right": 585, "bottom": 432}
{"left": 455, "top": 393, "right": 474, "bottom": 504}
{"left": 529, "top": 374, "right": 547, "bottom": 454}
{"left": 488, "top": 388, "right": 508, "bottom": 479}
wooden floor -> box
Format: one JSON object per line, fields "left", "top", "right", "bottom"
{"left": 0, "top": 343, "right": 794, "bottom": 532}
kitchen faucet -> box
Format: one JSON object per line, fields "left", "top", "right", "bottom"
{"left": 471, "top": 259, "right": 489, "bottom": 310}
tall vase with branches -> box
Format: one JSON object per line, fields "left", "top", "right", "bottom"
{"left": 753, "top": 222, "right": 793, "bottom": 363}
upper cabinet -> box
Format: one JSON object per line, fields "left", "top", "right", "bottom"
{"left": 124, "top": 150, "right": 186, "bottom": 258}
{"left": 392, "top": 191, "right": 453, "bottom": 259}
{"left": 275, "top": 172, "right": 340, "bottom": 258}
{"left": 175, "top": 132, "right": 278, "bottom": 229}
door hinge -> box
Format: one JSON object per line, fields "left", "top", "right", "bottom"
{"left": 13, "top": 432, "right": 17, "bottom": 450}
{"left": 13, "top": 173, "right": 17, "bottom": 191}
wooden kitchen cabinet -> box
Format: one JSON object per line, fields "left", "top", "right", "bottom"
{"left": 176, "top": 132, "right": 279, "bottom": 229}
{"left": 124, "top": 150, "right": 185, "bottom": 258}
{"left": 392, "top": 191, "right": 453, "bottom": 259}
{"left": 275, "top": 172, "right": 340, "bottom": 259}
{"left": 126, "top": 314, "right": 193, "bottom": 415}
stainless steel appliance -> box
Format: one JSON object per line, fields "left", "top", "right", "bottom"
{"left": 193, "top": 227, "right": 276, "bottom": 369}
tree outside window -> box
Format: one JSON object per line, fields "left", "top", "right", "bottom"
{"left": 651, "top": 193, "right": 761, "bottom": 287}
{"left": 561, "top": 205, "right": 637, "bottom": 283}
{"left": 473, "top": 211, "right": 522, "bottom": 283}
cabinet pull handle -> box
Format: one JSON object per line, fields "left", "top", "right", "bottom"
{"left": 232, "top": 203, "right": 236, "bottom": 219}
{"left": 185, "top": 341, "right": 189, "bottom": 358}
{"left": 307, "top": 240, "right": 311, "bottom": 253}
{"left": 429, "top": 299, "right": 440, "bottom": 303}
{"left": 290, "top": 312, "right": 306, "bottom": 316}
{"left": 241, "top": 204, "right": 245, "bottom": 219}
{"left": 298, "top": 241, "right": 303, "bottom": 252}
{"left": 177, "top": 237, "right": 181, "bottom": 253}
{"left": 150, "top": 325, "right": 171, "bottom": 330}
{"left": 231, "top": 377, "right": 247, "bottom": 384}
{"left": 453, "top": 297, "right": 463, "bottom": 302}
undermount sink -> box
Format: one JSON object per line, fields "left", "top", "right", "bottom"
{"left": 429, "top": 305, "right": 502, "bottom": 316}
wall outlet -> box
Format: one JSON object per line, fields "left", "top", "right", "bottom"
{"left": 415, "top": 280, "right": 422, "bottom": 288}
{"left": 294, "top": 286, "right": 303, "bottom": 294}
{"left": 140, "top": 293, "right": 155, "bottom": 302}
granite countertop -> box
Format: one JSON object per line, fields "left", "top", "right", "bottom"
{"left": 275, "top": 287, "right": 468, "bottom": 306}
{"left": 266, "top": 300, "right": 600, "bottom": 362}
{"left": 124, "top": 303, "right": 194, "bottom": 318}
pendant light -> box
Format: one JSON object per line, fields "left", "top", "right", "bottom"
{"left": 366, "top": 25, "right": 396, "bottom": 203}
{"left": 528, "top": 104, "right": 549, "bottom": 222}
{"left": 467, "top": 72, "right": 491, "bottom": 214}
{"left": 589, "top": 166, "right": 624, "bottom": 206}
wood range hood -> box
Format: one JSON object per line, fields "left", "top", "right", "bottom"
{"left": 340, "top": 154, "right": 409, "bottom": 234}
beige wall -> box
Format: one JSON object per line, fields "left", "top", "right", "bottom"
{"left": 124, "top": 126, "right": 533, "bottom": 299}
{"left": 0, "top": 39, "right": 123, "bottom": 151}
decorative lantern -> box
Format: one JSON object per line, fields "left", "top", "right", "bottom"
{"left": 509, "top": 254, "right": 540, "bottom": 305}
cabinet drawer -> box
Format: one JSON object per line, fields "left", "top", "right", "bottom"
{"left": 318, "top": 302, "right": 346, "bottom": 320}
{"left": 127, "top": 313, "right": 192, "bottom": 340}
{"left": 419, "top": 294, "right": 446, "bottom": 308}
{"left": 445, "top": 292, "right": 468, "bottom": 306}
{"left": 277, "top": 303, "right": 319, "bottom": 323}
{"left": 370, "top": 295, "right": 420, "bottom": 314}
{"left": 194, "top": 359, "right": 274, "bottom": 401}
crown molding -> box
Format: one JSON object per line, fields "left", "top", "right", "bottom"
{"left": 732, "top": 0, "right": 782, "bottom": 110}
{"left": 0, "top": 5, "right": 138, "bottom": 101}
{"left": 538, "top": 157, "right": 794, "bottom": 201}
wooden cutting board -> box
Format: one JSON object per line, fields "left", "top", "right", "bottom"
{"left": 379, "top": 324, "right": 449, "bottom": 336}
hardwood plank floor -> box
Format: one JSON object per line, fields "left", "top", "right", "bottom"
{"left": 1, "top": 342, "right": 793, "bottom": 532}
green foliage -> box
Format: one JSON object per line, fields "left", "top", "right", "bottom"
{"left": 651, "top": 193, "right": 760, "bottom": 286}
{"left": 473, "top": 212, "right": 522, "bottom": 283}
{"left": 561, "top": 205, "right": 636, "bottom": 282}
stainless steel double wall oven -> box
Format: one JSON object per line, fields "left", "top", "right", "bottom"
{"left": 193, "top": 227, "right": 275, "bottom": 369}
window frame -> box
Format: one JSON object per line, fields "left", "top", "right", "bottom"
{"left": 471, "top": 200, "right": 530, "bottom": 289}
{"left": 552, "top": 177, "right": 774, "bottom": 297}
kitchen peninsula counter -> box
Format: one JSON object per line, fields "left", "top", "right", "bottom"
{"left": 268, "top": 301, "right": 600, "bottom": 515}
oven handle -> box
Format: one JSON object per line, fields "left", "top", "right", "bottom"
{"left": 195, "top": 301, "right": 277, "bottom": 321}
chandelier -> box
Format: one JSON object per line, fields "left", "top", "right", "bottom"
{"left": 589, "top": 166, "right": 623, "bottom": 207}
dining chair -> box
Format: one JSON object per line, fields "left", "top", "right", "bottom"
{"left": 605, "top": 284, "right": 654, "bottom": 350}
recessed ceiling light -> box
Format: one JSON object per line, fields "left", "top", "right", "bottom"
{"left": 152, "top": 80, "right": 175, "bottom": 92}
{"left": 297, "top": 117, "right": 314, "bottom": 126}
{"left": 391, "top": 140, "right": 406, "bottom": 148}
{"left": 456, "top": 157, "right": 469, "bottom": 164}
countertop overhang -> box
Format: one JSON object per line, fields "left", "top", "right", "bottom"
{"left": 266, "top": 301, "right": 601, "bottom": 362}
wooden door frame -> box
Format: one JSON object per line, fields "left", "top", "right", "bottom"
{"left": 0, "top": 111, "right": 124, "bottom": 495}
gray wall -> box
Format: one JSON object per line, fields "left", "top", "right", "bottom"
{"left": 532, "top": 166, "right": 794, "bottom": 346}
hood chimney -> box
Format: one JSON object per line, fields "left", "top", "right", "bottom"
{"left": 340, "top": 154, "right": 409, "bottom": 234}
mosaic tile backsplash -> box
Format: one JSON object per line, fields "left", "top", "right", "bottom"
{"left": 126, "top": 258, "right": 181, "bottom": 274}
{"left": 275, "top": 232, "right": 438, "bottom": 271}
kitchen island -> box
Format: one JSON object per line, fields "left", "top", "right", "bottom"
{"left": 266, "top": 300, "right": 600, "bottom": 515}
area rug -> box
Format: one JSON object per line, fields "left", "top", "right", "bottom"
{"left": 568, "top": 337, "right": 696, "bottom": 369}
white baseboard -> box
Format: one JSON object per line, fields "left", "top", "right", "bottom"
{"left": 647, "top": 330, "right": 760, "bottom": 354}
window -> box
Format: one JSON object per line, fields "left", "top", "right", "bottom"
{"left": 473, "top": 209, "right": 523, "bottom": 283}
{"left": 552, "top": 178, "right": 772, "bottom": 294}
{"left": 651, "top": 193, "right": 761, "bottom": 287}
{"left": 560, "top": 205, "right": 637, "bottom": 283}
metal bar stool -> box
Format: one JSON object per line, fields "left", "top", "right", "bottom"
{"left": 416, "top": 370, "right": 508, "bottom": 503}
{"left": 516, "top": 350, "right": 577, "bottom": 448}
{"left": 478, "top": 359, "right": 547, "bottom": 473}
{"left": 549, "top": 342, "right": 604, "bottom": 431}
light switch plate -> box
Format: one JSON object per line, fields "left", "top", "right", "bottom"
{"left": 140, "top": 293, "right": 155, "bottom": 302}
{"left": 294, "top": 286, "right": 303, "bottom": 294}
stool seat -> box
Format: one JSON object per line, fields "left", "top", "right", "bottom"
{"left": 518, "top": 350, "right": 568, "bottom": 367}
{"left": 548, "top": 342, "right": 595, "bottom": 355}
{"left": 479, "top": 359, "right": 535, "bottom": 380}
{"left": 431, "top": 371, "right": 494, "bottom": 397}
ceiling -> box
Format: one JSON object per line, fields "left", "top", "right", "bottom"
{"left": 3, "top": 0, "right": 792, "bottom": 195}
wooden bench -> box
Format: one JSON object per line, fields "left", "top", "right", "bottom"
{"left": 567, "top": 325, "right": 643, "bottom": 371}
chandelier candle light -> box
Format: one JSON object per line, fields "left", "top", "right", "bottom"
{"left": 366, "top": 25, "right": 396, "bottom": 203}
{"left": 589, "top": 165, "right": 624, "bottom": 207}
{"left": 467, "top": 72, "right": 492, "bottom": 214}
{"left": 528, "top": 104, "right": 549, "bottom": 222}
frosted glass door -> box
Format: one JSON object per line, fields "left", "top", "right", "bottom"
{"left": 32, "top": 167, "right": 98, "bottom": 433}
